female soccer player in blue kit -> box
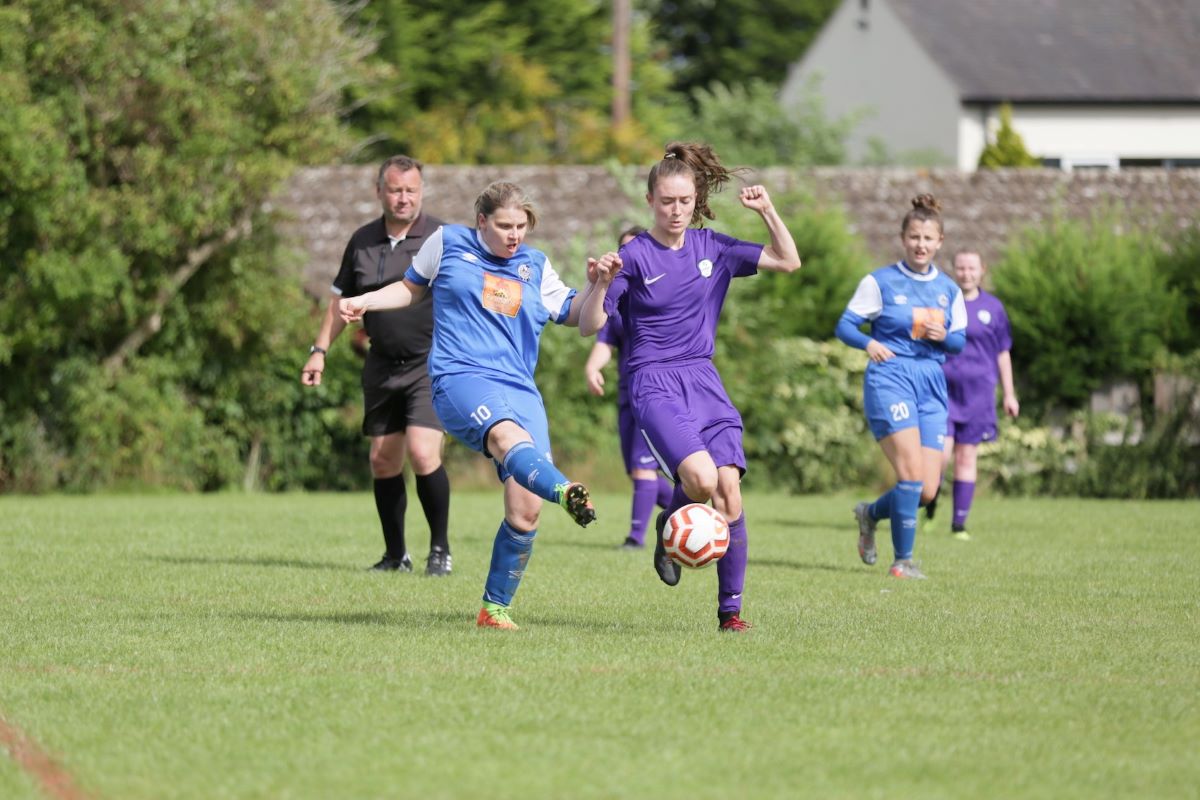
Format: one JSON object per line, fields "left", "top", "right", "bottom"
{"left": 581, "top": 142, "right": 802, "bottom": 631}
{"left": 340, "top": 181, "right": 604, "bottom": 630}
{"left": 835, "top": 194, "right": 966, "bottom": 579}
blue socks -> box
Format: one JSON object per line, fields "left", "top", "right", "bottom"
{"left": 482, "top": 519, "right": 536, "bottom": 607}
{"left": 891, "top": 481, "right": 923, "bottom": 560}
{"left": 868, "top": 488, "right": 893, "bottom": 521}
{"left": 501, "top": 441, "right": 571, "bottom": 503}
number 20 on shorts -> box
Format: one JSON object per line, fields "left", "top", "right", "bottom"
{"left": 890, "top": 402, "right": 910, "bottom": 422}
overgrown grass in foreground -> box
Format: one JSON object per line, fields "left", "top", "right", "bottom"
{"left": 1, "top": 492, "right": 1197, "bottom": 799}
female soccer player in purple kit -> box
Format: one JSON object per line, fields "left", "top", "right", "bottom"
{"left": 925, "top": 249, "right": 1020, "bottom": 539}
{"left": 581, "top": 142, "right": 802, "bottom": 632}
{"left": 583, "top": 226, "right": 674, "bottom": 550}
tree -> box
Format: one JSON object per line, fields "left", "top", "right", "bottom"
{"left": 978, "top": 103, "right": 1040, "bottom": 168}
{"left": 345, "top": 0, "right": 678, "bottom": 164}
{"left": 0, "top": 0, "right": 376, "bottom": 491}
{"left": 644, "top": 0, "right": 840, "bottom": 97}
{"left": 680, "top": 79, "right": 849, "bottom": 167}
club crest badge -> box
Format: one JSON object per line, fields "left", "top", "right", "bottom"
{"left": 978, "top": 309, "right": 992, "bottom": 324}
{"left": 517, "top": 264, "right": 532, "bottom": 282}
{"left": 698, "top": 258, "right": 713, "bottom": 278}
{"left": 937, "top": 293, "right": 949, "bottom": 307}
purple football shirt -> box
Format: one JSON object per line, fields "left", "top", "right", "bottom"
{"left": 603, "top": 228, "right": 762, "bottom": 372}
{"left": 942, "top": 290, "right": 1012, "bottom": 422}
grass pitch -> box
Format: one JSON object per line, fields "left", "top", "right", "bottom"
{"left": 1, "top": 491, "right": 1197, "bottom": 799}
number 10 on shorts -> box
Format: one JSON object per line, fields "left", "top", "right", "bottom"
{"left": 470, "top": 404, "right": 492, "bottom": 427}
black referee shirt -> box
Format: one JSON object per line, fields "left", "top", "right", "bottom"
{"left": 332, "top": 213, "right": 444, "bottom": 362}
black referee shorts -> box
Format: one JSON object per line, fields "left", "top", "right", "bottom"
{"left": 361, "top": 350, "right": 444, "bottom": 437}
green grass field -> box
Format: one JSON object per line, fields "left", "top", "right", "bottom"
{"left": 1, "top": 491, "right": 1197, "bottom": 799}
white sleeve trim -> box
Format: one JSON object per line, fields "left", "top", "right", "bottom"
{"left": 949, "top": 287, "right": 967, "bottom": 333}
{"left": 846, "top": 274, "right": 883, "bottom": 319}
{"left": 410, "top": 226, "right": 444, "bottom": 283}
{"left": 539, "top": 258, "right": 573, "bottom": 321}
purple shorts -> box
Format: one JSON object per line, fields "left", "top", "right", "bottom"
{"left": 947, "top": 416, "right": 998, "bottom": 445}
{"left": 629, "top": 360, "right": 746, "bottom": 479}
{"left": 618, "top": 401, "right": 659, "bottom": 475}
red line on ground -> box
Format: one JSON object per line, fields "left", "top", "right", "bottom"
{"left": 0, "top": 714, "right": 93, "bottom": 800}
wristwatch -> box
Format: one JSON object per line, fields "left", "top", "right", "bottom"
{"left": 309, "top": 345, "right": 327, "bottom": 355}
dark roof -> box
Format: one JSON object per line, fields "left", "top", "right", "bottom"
{"left": 887, "top": 0, "right": 1200, "bottom": 102}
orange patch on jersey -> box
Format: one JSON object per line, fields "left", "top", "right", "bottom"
{"left": 911, "top": 307, "right": 945, "bottom": 339}
{"left": 482, "top": 273, "right": 523, "bottom": 317}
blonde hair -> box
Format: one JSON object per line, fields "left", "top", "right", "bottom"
{"left": 474, "top": 181, "right": 537, "bottom": 230}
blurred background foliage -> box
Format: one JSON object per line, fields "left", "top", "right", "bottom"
{"left": 1, "top": 0, "right": 1197, "bottom": 496}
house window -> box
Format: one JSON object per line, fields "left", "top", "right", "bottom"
{"left": 1058, "top": 154, "right": 1119, "bottom": 173}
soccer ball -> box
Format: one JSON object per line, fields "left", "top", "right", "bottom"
{"left": 663, "top": 503, "right": 730, "bottom": 569}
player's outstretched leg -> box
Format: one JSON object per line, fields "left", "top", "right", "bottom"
{"left": 557, "top": 482, "right": 596, "bottom": 528}
{"left": 502, "top": 442, "right": 595, "bottom": 527}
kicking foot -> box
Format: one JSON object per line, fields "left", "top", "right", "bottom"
{"left": 558, "top": 482, "right": 596, "bottom": 528}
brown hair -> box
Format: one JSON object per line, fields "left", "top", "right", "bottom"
{"left": 646, "top": 142, "right": 744, "bottom": 225}
{"left": 900, "top": 193, "right": 943, "bottom": 235}
{"left": 617, "top": 225, "right": 646, "bottom": 245}
{"left": 376, "top": 155, "right": 423, "bottom": 189}
{"left": 474, "top": 181, "right": 537, "bottom": 230}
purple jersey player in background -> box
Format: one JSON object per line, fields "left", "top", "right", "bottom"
{"left": 583, "top": 226, "right": 674, "bottom": 550}
{"left": 580, "top": 141, "right": 802, "bottom": 632}
{"left": 925, "top": 250, "right": 1020, "bottom": 539}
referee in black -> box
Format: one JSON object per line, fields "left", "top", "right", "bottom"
{"left": 301, "top": 155, "right": 452, "bottom": 576}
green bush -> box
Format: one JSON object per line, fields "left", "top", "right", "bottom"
{"left": 992, "top": 211, "right": 1184, "bottom": 416}
{"left": 723, "top": 336, "right": 879, "bottom": 492}
{"left": 978, "top": 353, "right": 1200, "bottom": 498}
{"left": 679, "top": 78, "right": 850, "bottom": 168}
{"left": 1156, "top": 225, "right": 1200, "bottom": 355}
{"left": 713, "top": 188, "right": 874, "bottom": 340}
{"left": 978, "top": 104, "right": 1040, "bottom": 168}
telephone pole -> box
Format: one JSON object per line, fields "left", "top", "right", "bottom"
{"left": 613, "top": 0, "right": 631, "bottom": 127}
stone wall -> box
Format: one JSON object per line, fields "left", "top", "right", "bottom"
{"left": 278, "top": 166, "right": 1200, "bottom": 297}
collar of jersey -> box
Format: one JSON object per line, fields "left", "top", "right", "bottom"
{"left": 896, "top": 260, "right": 939, "bottom": 281}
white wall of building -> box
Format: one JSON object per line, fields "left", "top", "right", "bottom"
{"left": 960, "top": 104, "right": 1200, "bottom": 169}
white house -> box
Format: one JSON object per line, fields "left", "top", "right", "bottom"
{"left": 780, "top": 0, "right": 1200, "bottom": 170}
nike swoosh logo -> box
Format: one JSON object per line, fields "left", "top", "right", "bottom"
{"left": 645, "top": 274, "right": 666, "bottom": 285}
{"left": 638, "top": 456, "right": 657, "bottom": 464}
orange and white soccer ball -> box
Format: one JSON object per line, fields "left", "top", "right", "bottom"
{"left": 663, "top": 503, "right": 730, "bottom": 569}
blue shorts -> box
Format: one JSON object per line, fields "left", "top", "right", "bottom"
{"left": 863, "top": 358, "right": 948, "bottom": 449}
{"left": 618, "top": 400, "right": 659, "bottom": 474}
{"left": 432, "top": 372, "right": 553, "bottom": 483}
